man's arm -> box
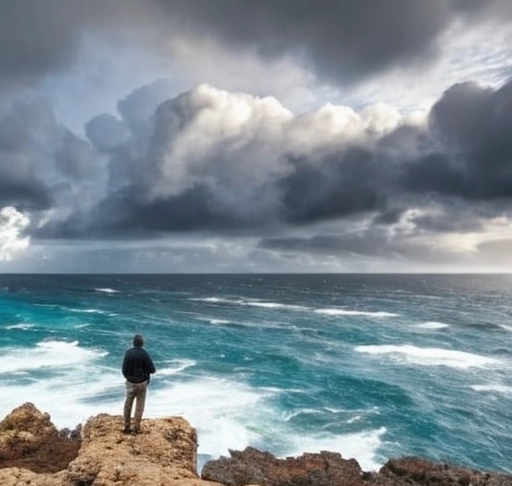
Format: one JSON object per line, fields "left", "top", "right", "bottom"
{"left": 122, "top": 351, "right": 130, "bottom": 379}
{"left": 146, "top": 353, "right": 156, "bottom": 374}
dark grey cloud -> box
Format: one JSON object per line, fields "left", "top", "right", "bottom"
{"left": 162, "top": 0, "right": 451, "bottom": 84}
{"left": 0, "top": 1, "right": 86, "bottom": 90}
{"left": 85, "top": 114, "right": 130, "bottom": 152}
{"left": 0, "top": 99, "right": 58, "bottom": 209}
{"left": 157, "top": 0, "right": 512, "bottom": 85}
{"left": 55, "top": 131, "right": 96, "bottom": 179}
{"left": 21, "top": 76, "right": 511, "bottom": 241}
{"left": 0, "top": 70, "right": 508, "bottom": 266}
{"left": 1, "top": 0, "right": 511, "bottom": 93}
{"left": 280, "top": 148, "right": 389, "bottom": 224}
{"left": 402, "top": 79, "right": 512, "bottom": 200}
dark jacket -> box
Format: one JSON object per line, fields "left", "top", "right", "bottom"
{"left": 122, "top": 346, "right": 156, "bottom": 383}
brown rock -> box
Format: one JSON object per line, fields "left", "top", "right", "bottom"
{"left": 202, "top": 449, "right": 512, "bottom": 486}
{"left": 0, "top": 402, "right": 81, "bottom": 474}
{"left": 201, "top": 446, "right": 365, "bottom": 486}
{"left": 66, "top": 413, "right": 207, "bottom": 486}
{"left": 0, "top": 404, "right": 223, "bottom": 486}
{"left": 2, "top": 404, "right": 512, "bottom": 486}
{"left": 374, "top": 457, "right": 512, "bottom": 486}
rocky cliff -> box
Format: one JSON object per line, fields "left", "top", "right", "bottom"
{"left": 1, "top": 403, "right": 511, "bottom": 486}
{"left": 0, "top": 403, "right": 222, "bottom": 486}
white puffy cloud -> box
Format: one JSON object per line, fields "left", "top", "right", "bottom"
{"left": 0, "top": 206, "right": 30, "bottom": 261}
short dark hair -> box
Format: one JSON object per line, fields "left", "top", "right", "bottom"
{"left": 133, "top": 334, "right": 144, "bottom": 347}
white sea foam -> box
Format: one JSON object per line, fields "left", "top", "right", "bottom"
{"left": 95, "top": 288, "right": 119, "bottom": 294}
{"left": 355, "top": 344, "right": 497, "bottom": 369}
{"left": 286, "top": 427, "right": 386, "bottom": 471}
{"left": 68, "top": 308, "right": 107, "bottom": 314}
{"left": 247, "top": 302, "right": 308, "bottom": 311}
{"left": 198, "top": 317, "right": 233, "bottom": 325}
{"left": 0, "top": 338, "right": 385, "bottom": 475}
{"left": 191, "top": 297, "right": 308, "bottom": 312}
{"left": 146, "top": 376, "right": 275, "bottom": 468}
{"left": 0, "top": 340, "right": 119, "bottom": 428}
{"left": 210, "top": 319, "right": 232, "bottom": 325}
{"left": 414, "top": 321, "right": 449, "bottom": 330}
{"left": 156, "top": 359, "right": 196, "bottom": 376}
{"left": 315, "top": 308, "right": 397, "bottom": 317}
{"left": 0, "top": 340, "right": 106, "bottom": 374}
{"left": 146, "top": 376, "right": 385, "bottom": 472}
{"left": 6, "top": 323, "right": 34, "bottom": 330}
{"left": 471, "top": 384, "right": 512, "bottom": 395}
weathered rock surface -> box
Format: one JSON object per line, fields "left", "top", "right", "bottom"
{"left": 2, "top": 403, "right": 512, "bottom": 486}
{"left": 0, "top": 403, "right": 222, "bottom": 486}
{"left": 202, "top": 447, "right": 365, "bottom": 486}
{"left": 0, "top": 402, "right": 81, "bottom": 474}
{"left": 201, "top": 446, "right": 512, "bottom": 486}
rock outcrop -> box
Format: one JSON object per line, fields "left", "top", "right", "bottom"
{"left": 0, "top": 402, "right": 81, "bottom": 474}
{"left": 2, "top": 403, "right": 512, "bottom": 486}
{"left": 201, "top": 447, "right": 512, "bottom": 486}
{"left": 0, "top": 403, "right": 222, "bottom": 486}
{"left": 202, "top": 447, "right": 365, "bottom": 486}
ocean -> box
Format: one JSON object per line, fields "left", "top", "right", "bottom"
{"left": 0, "top": 273, "right": 511, "bottom": 473}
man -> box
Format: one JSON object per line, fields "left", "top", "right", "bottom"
{"left": 122, "top": 334, "right": 156, "bottom": 434}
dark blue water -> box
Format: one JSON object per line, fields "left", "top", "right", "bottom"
{"left": 1, "top": 274, "right": 511, "bottom": 473}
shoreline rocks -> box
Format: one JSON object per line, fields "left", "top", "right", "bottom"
{"left": 1, "top": 403, "right": 511, "bottom": 486}
{"left": 202, "top": 447, "right": 512, "bottom": 486}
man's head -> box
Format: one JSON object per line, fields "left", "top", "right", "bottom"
{"left": 133, "top": 334, "right": 144, "bottom": 347}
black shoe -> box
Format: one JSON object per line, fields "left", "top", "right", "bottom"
{"left": 122, "top": 427, "right": 131, "bottom": 434}
{"left": 132, "top": 428, "right": 140, "bottom": 435}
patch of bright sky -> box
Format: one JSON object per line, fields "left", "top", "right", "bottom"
{"left": 29, "top": 12, "right": 512, "bottom": 141}
{"left": 39, "top": 35, "right": 186, "bottom": 135}
{"left": 322, "top": 17, "right": 512, "bottom": 115}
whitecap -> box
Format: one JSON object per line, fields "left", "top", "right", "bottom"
{"left": 315, "top": 308, "right": 397, "bottom": 317}
{"left": 0, "top": 340, "right": 107, "bottom": 374}
{"left": 285, "top": 426, "right": 387, "bottom": 472}
{"left": 414, "top": 321, "right": 449, "bottom": 330}
{"left": 471, "top": 384, "right": 512, "bottom": 395}
{"left": 197, "top": 317, "right": 232, "bottom": 325}
{"left": 245, "top": 302, "right": 308, "bottom": 311}
{"left": 94, "top": 288, "right": 119, "bottom": 294}
{"left": 68, "top": 308, "right": 107, "bottom": 314}
{"left": 210, "top": 319, "right": 232, "bottom": 325}
{"left": 5, "top": 323, "right": 34, "bottom": 330}
{"left": 355, "top": 344, "right": 497, "bottom": 369}
{"left": 0, "top": 341, "right": 118, "bottom": 429}
{"left": 191, "top": 297, "right": 308, "bottom": 312}
{"left": 156, "top": 359, "right": 196, "bottom": 376}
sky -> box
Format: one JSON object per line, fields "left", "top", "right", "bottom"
{"left": 1, "top": 0, "right": 512, "bottom": 273}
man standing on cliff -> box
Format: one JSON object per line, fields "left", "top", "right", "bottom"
{"left": 122, "top": 334, "right": 156, "bottom": 434}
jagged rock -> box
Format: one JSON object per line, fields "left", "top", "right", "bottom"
{"left": 201, "top": 446, "right": 365, "bottom": 486}
{"left": 0, "top": 402, "right": 81, "bottom": 474}
{"left": 0, "top": 404, "right": 222, "bottom": 486}
{"left": 2, "top": 404, "right": 512, "bottom": 486}
{"left": 373, "top": 457, "right": 512, "bottom": 486}
{"left": 202, "top": 448, "right": 512, "bottom": 486}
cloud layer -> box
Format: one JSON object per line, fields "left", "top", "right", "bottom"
{"left": 0, "top": 75, "right": 508, "bottom": 270}
{"left": 1, "top": 0, "right": 512, "bottom": 271}
{"left": 2, "top": 0, "right": 511, "bottom": 92}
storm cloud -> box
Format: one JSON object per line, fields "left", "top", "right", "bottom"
{"left": 1, "top": 0, "right": 511, "bottom": 92}
{"left": 17, "top": 75, "right": 510, "bottom": 248}
{"left": 1, "top": 1, "right": 512, "bottom": 271}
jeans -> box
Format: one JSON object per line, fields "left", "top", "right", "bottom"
{"left": 123, "top": 380, "right": 148, "bottom": 432}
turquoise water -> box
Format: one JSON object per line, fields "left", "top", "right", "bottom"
{"left": 1, "top": 274, "right": 511, "bottom": 473}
